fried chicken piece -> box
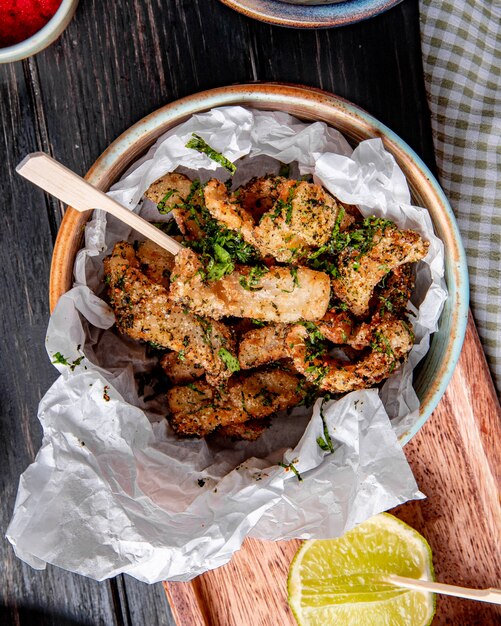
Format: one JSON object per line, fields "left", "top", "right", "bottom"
{"left": 286, "top": 315, "right": 413, "bottom": 394}
{"left": 238, "top": 324, "right": 289, "bottom": 369}
{"left": 237, "top": 311, "right": 356, "bottom": 371}
{"left": 135, "top": 239, "right": 175, "bottom": 289}
{"left": 104, "top": 242, "right": 235, "bottom": 384}
{"left": 170, "top": 248, "right": 331, "bottom": 323}
{"left": 145, "top": 172, "right": 193, "bottom": 207}
{"left": 331, "top": 226, "right": 428, "bottom": 317}
{"left": 218, "top": 420, "right": 268, "bottom": 441}
{"left": 145, "top": 172, "right": 205, "bottom": 240}
{"left": 238, "top": 176, "right": 288, "bottom": 223}
{"left": 168, "top": 369, "right": 303, "bottom": 437}
{"left": 204, "top": 178, "right": 350, "bottom": 263}
{"left": 317, "top": 310, "right": 354, "bottom": 345}
{"left": 160, "top": 352, "right": 205, "bottom": 385}
{"left": 375, "top": 263, "right": 415, "bottom": 315}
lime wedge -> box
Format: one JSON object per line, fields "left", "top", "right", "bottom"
{"left": 288, "top": 513, "right": 435, "bottom": 626}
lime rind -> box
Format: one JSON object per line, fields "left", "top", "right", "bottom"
{"left": 287, "top": 513, "right": 436, "bottom": 626}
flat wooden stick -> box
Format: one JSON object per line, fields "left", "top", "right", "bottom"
{"left": 386, "top": 575, "right": 501, "bottom": 605}
{"left": 16, "top": 152, "right": 184, "bottom": 256}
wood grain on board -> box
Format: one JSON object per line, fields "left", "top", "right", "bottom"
{"left": 165, "top": 314, "right": 501, "bottom": 626}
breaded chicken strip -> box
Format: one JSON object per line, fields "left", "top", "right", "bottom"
{"left": 104, "top": 242, "right": 235, "bottom": 384}
{"left": 167, "top": 369, "right": 302, "bottom": 437}
{"left": 286, "top": 315, "right": 413, "bottom": 394}
{"left": 204, "top": 178, "right": 350, "bottom": 263}
{"left": 170, "top": 248, "right": 331, "bottom": 323}
{"left": 145, "top": 173, "right": 205, "bottom": 240}
{"left": 331, "top": 226, "right": 428, "bottom": 317}
{"left": 375, "top": 263, "right": 415, "bottom": 315}
{"left": 238, "top": 324, "right": 289, "bottom": 369}
{"left": 317, "top": 310, "right": 354, "bottom": 345}
{"left": 238, "top": 176, "right": 288, "bottom": 223}
{"left": 160, "top": 352, "right": 205, "bottom": 385}
{"left": 218, "top": 420, "right": 268, "bottom": 441}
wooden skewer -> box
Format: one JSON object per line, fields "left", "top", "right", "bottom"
{"left": 16, "top": 152, "right": 184, "bottom": 256}
{"left": 385, "top": 575, "right": 501, "bottom": 605}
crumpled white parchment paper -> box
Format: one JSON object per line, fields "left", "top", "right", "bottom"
{"left": 7, "top": 107, "right": 447, "bottom": 583}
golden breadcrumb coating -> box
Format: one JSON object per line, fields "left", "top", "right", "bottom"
{"left": 238, "top": 324, "right": 289, "bottom": 369}
{"left": 204, "top": 177, "right": 352, "bottom": 263}
{"left": 104, "top": 241, "right": 235, "bottom": 384}
{"left": 331, "top": 226, "right": 428, "bottom": 317}
{"left": 167, "top": 369, "right": 302, "bottom": 437}
{"left": 286, "top": 315, "right": 414, "bottom": 394}
{"left": 169, "top": 248, "right": 331, "bottom": 323}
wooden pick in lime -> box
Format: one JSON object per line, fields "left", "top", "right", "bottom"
{"left": 287, "top": 513, "right": 435, "bottom": 626}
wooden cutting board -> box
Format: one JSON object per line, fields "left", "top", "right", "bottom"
{"left": 164, "top": 314, "right": 501, "bottom": 625}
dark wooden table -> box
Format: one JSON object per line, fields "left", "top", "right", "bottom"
{"left": 0, "top": 1, "right": 441, "bottom": 624}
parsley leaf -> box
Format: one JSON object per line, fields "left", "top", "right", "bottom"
{"left": 185, "top": 133, "right": 237, "bottom": 174}
{"left": 218, "top": 348, "right": 241, "bottom": 372}
{"left": 206, "top": 243, "right": 235, "bottom": 281}
{"left": 278, "top": 461, "right": 303, "bottom": 482}
{"left": 157, "top": 189, "right": 178, "bottom": 214}
{"left": 239, "top": 265, "right": 268, "bottom": 291}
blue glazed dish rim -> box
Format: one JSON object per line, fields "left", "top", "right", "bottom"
{"left": 219, "top": 0, "right": 404, "bottom": 28}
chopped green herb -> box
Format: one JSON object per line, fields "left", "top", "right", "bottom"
{"left": 378, "top": 295, "right": 394, "bottom": 315}
{"left": 371, "top": 331, "right": 396, "bottom": 371}
{"left": 251, "top": 319, "right": 267, "bottom": 327}
{"left": 187, "top": 383, "right": 206, "bottom": 395}
{"left": 278, "top": 461, "right": 303, "bottom": 482}
{"left": 52, "top": 352, "right": 69, "bottom": 366}
{"left": 301, "top": 322, "right": 327, "bottom": 364}
{"left": 239, "top": 265, "right": 268, "bottom": 291}
{"left": 290, "top": 266, "right": 300, "bottom": 289}
{"left": 206, "top": 243, "right": 235, "bottom": 281}
{"left": 307, "top": 212, "right": 396, "bottom": 276}
{"left": 185, "top": 133, "right": 237, "bottom": 174}
{"left": 317, "top": 397, "right": 335, "bottom": 452}
{"left": 148, "top": 341, "right": 164, "bottom": 350}
{"left": 218, "top": 348, "right": 240, "bottom": 372}
{"left": 305, "top": 364, "right": 329, "bottom": 385}
{"left": 52, "top": 352, "right": 84, "bottom": 372}
{"left": 195, "top": 316, "right": 213, "bottom": 345}
{"left": 181, "top": 185, "right": 259, "bottom": 281}
{"left": 157, "top": 189, "right": 178, "bottom": 214}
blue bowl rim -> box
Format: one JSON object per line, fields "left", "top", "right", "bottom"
{"left": 50, "top": 82, "right": 469, "bottom": 446}
{"left": 218, "top": 0, "right": 403, "bottom": 28}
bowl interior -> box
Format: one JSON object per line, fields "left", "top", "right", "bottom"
{"left": 49, "top": 83, "right": 468, "bottom": 445}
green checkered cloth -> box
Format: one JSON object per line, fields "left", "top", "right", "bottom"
{"left": 419, "top": 0, "right": 501, "bottom": 395}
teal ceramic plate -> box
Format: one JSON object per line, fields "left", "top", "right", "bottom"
{"left": 219, "top": 0, "right": 403, "bottom": 28}
{"left": 50, "top": 83, "right": 469, "bottom": 445}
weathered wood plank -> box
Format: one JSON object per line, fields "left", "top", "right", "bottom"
{"left": 0, "top": 61, "right": 121, "bottom": 626}
{"left": 32, "top": 0, "right": 434, "bottom": 173}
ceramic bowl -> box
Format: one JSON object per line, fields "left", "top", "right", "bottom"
{"left": 0, "top": 0, "right": 79, "bottom": 64}
{"left": 49, "top": 83, "right": 469, "bottom": 444}
{"left": 218, "top": 0, "right": 403, "bottom": 28}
